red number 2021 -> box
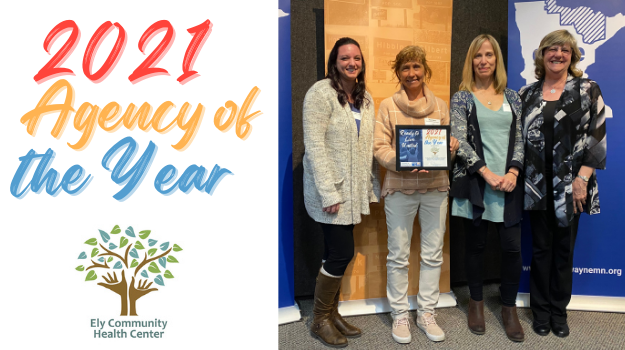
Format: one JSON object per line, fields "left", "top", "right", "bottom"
{"left": 33, "top": 19, "right": 212, "bottom": 85}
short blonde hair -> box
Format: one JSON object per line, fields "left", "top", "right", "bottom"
{"left": 390, "top": 45, "right": 432, "bottom": 84}
{"left": 459, "top": 34, "right": 507, "bottom": 94}
{"left": 534, "top": 29, "right": 583, "bottom": 80}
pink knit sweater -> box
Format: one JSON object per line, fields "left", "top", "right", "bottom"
{"left": 374, "top": 84, "right": 450, "bottom": 196}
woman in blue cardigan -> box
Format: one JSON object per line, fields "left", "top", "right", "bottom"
{"left": 450, "top": 34, "right": 525, "bottom": 342}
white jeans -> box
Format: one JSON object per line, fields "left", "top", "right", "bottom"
{"left": 385, "top": 190, "right": 447, "bottom": 319}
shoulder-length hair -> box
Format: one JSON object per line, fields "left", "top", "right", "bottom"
{"left": 534, "top": 29, "right": 583, "bottom": 80}
{"left": 326, "top": 37, "right": 369, "bottom": 109}
{"left": 390, "top": 45, "right": 432, "bottom": 84}
{"left": 459, "top": 34, "right": 507, "bottom": 94}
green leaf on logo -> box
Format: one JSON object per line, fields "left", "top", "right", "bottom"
{"left": 107, "top": 257, "right": 113, "bottom": 263}
{"left": 139, "top": 230, "right": 151, "bottom": 239}
{"left": 135, "top": 241, "right": 145, "bottom": 250}
{"left": 76, "top": 265, "right": 85, "bottom": 271}
{"left": 111, "top": 225, "right": 121, "bottom": 234}
{"left": 91, "top": 248, "right": 99, "bottom": 258}
{"left": 85, "top": 270, "right": 97, "bottom": 281}
{"left": 173, "top": 244, "right": 183, "bottom": 252}
{"left": 148, "top": 248, "right": 157, "bottom": 257}
{"left": 167, "top": 256, "right": 179, "bottom": 263}
{"left": 85, "top": 238, "right": 98, "bottom": 246}
{"left": 148, "top": 262, "right": 161, "bottom": 273}
{"left": 131, "top": 259, "right": 139, "bottom": 268}
{"left": 164, "top": 270, "right": 174, "bottom": 279}
{"left": 120, "top": 236, "right": 129, "bottom": 248}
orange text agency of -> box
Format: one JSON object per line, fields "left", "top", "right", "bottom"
{"left": 20, "top": 79, "right": 263, "bottom": 151}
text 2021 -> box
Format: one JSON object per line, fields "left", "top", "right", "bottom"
{"left": 34, "top": 19, "right": 212, "bottom": 85}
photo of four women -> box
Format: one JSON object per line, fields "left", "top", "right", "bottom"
{"left": 302, "top": 28, "right": 606, "bottom": 347}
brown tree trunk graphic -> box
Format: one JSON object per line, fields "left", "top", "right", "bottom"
{"left": 98, "top": 270, "right": 129, "bottom": 316}
{"left": 129, "top": 277, "right": 158, "bottom": 316}
{"left": 89, "top": 243, "right": 170, "bottom": 316}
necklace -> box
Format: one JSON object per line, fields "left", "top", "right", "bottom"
{"left": 476, "top": 89, "right": 494, "bottom": 105}
{"left": 545, "top": 78, "right": 565, "bottom": 94}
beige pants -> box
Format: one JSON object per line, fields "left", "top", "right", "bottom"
{"left": 385, "top": 190, "right": 448, "bottom": 319}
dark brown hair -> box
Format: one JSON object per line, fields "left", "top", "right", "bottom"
{"left": 326, "top": 37, "right": 369, "bottom": 109}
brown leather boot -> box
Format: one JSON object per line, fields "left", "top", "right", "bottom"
{"left": 501, "top": 305, "right": 525, "bottom": 342}
{"left": 330, "top": 284, "right": 361, "bottom": 338}
{"left": 468, "top": 298, "right": 485, "bottom": 335}
{"left": 310, "top": 272, "right": 348, "bottom": 348}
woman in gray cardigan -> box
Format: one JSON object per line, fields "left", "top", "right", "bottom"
{"left": 303, "top": 37, "right": 380, "bottom": 348}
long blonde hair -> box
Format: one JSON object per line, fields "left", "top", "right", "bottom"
{"left": 459, "top": 34, "right": 507, "bottom": 94}
{"left": 534, "top": 29, "right": 583, "bottom": 80}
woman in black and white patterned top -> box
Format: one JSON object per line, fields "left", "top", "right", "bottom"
{"left": 519, "top": 29, "right": 607, "bottom": 338}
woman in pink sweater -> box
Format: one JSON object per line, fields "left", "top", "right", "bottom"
{"left": 374, "top": 46, "right": 458, "bottom": 344}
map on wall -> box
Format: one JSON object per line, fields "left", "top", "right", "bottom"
{"left": 515, "top": 0, "right": 625, "bottom": 119}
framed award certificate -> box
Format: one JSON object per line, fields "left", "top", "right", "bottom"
{"left": 395, "top": 125, "right": 451, "bottom": 171}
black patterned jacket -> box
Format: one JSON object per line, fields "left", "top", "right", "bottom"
{"left": 450, "top": 89, "right": 524, "bottom": 227}
{"left": 519, "top": 75, "right": 606, "bottom": 227}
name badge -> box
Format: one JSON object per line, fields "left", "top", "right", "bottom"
{"left": 502, "top": 103, "right": 511, "bottom": 112}
{"left": 424, "top": 118, "right": 440, "bottom": 125}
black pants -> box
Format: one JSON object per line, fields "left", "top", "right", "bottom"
{"left": 320, "top": 223, "right": 355, "bottom": 276}
{"left": 529, "top": 210, "right": 580, "bottom": 324}
{"left": 464, "top": 219, "right": 522, "bottom": 306}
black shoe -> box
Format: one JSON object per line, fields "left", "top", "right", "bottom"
{"left": 532, "top": 321, "right": 550, "bottom": 336}
{"left": 551, "top": 321, "right": 569, "bottom": 338}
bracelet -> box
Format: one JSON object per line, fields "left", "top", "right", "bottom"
{"left": 507, "top": 171, "right": 518, "bottom": 177}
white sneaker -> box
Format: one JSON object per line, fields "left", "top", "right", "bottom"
{"left": 392, "top": 317, "right": 412, "bottom": 343}
{"left": 417, "top": 313, "right": 445, "bottom": 342}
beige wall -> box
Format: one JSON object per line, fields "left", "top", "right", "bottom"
{"left": 324, "top": 0, "right": 453, "bottom": 301}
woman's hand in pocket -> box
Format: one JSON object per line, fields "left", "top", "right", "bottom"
{"left": 323, "top": 203, "right": 340, "bottom": 214}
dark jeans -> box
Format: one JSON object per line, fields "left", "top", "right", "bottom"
{"left": 464, "top": 219, "right": 522, "bottom": 306}
{"left": 320, "top": 223, "right": 355, "bottom": 276}
{"left": 529, "top": 210, "right": 580, "bottom": 324}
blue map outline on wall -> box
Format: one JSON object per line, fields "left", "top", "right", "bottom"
{"left": 545, "top": 0, "right": 606, "bottom": 44}
{"left": 515, "top": 0, "right": 625, "bottom": 119}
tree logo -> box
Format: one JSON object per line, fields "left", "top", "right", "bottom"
{"left": 76, "top": 225, "right": 182, "bottom": 316}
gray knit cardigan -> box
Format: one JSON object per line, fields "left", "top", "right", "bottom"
{"left": 303, "top": 79, "right": 381, "bottom": 225}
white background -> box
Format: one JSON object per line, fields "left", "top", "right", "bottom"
{"left": 0, "top": 0, "right": 278, "bottom": 348}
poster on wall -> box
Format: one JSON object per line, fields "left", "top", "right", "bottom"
{"left": 0, "top": 0, "right": 278, "bottom": 347}
{"left": 508, "top": 0, "right": 625, "bottom": 301}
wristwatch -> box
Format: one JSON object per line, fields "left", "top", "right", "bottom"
{"left": 577, "top": 175, "right": 589, "bottom": 182}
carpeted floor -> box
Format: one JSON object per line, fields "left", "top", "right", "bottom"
{"left": 279, "top": 283, "right": 625, "bottom": 349}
